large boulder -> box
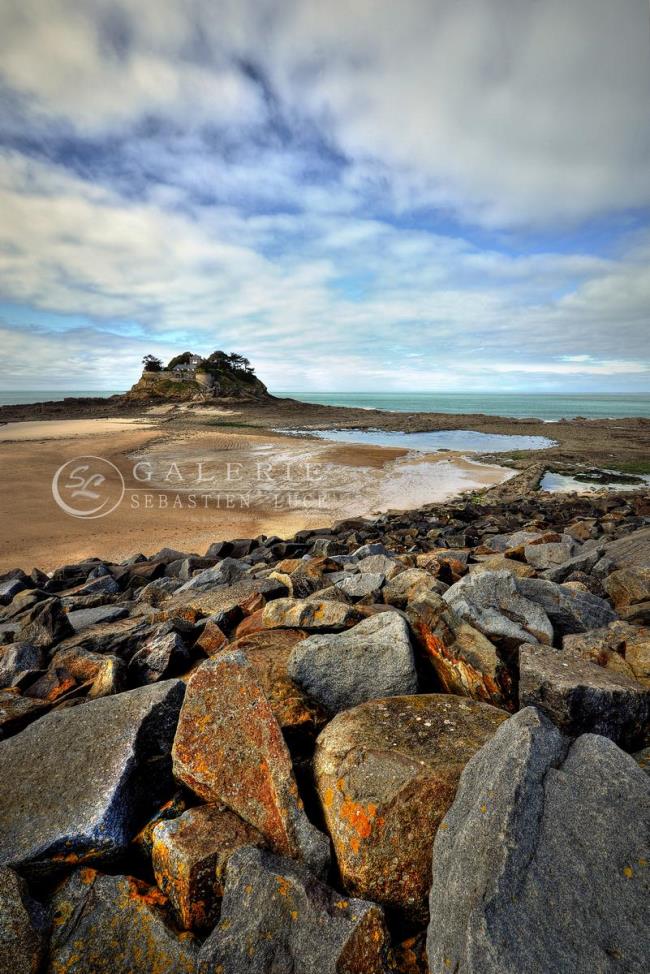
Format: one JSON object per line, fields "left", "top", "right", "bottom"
{"left": 426, "top": 708, "right": 650, "bottom": 974}
{"left": 444, "top": 571, "right": 553, "bottom": 647}
{"left": 175, "top": 557, "right": 246, "bottom": 593}
{"left": 172, "top": 651, "right": 329, "bottom": 876}
{"left": 48, "top": 869, "right": 199, "bottom": 973}
{"left": 515, "top": 577, "right": 618, "bottom": 638}
{"left": 198, "top": 846, "right": 390, "bottom": 974}
{"left": 0, "top": 866, "right": 46, "bottom": 974}
{"left": 0, "top": 680, "right": 184, "bottom": 880}
{"left": 314, "top": 694, "right": 508, "bottom": 925}
{"left": 519, "top": 645, "right": 649, "bottom": 749}
{"left": 524, "top": 542, "right": 575, "bottom": 571}
{"left": 16, "top": 598, "right": 73, "bottom": 650}
{"left": 152, "top": 804, "right": 264, "bottom": 932}
{"left": 0, "top": 643, "right": 44, "bottom": 689}
{"left": 601, "top": 526, "right": 650, "bottom": 569}
{"left": 382, "top": 569, "right": 444, "bottom": 609}
{"left": 287, "top": 613, "right": 418, "bottom": 715}
{"left": 406, "top": 592, "right": 509, "bottom": 707}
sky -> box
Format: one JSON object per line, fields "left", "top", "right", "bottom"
{"left": 0, "top": 0, "right": 649, "bottom": 393}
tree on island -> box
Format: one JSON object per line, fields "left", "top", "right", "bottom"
{"left": 166, "top": 351, "right": 193, "bottom": 370}
{"left": 142, "top": 354, "right": 163, "bottom": 372}
{"left": 204, "top": 350, "right": 255, "bottom": 377}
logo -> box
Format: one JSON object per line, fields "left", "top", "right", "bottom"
{"left": 52, "top": 456, "right": 125, "bottom": 519}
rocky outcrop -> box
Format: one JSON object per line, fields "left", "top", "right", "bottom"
{"left": 426, "top": 708, "right": 650, "bottom": 974}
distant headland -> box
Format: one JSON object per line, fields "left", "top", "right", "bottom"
{"left": 125, "top": 350, "right": 272, "bottom": 402}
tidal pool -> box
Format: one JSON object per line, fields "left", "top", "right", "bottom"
{"left": 541, "top": 471, "right": 650, "bottom": 493}
{"left": 278, "top": 427, "right": 556, "bottom": 453}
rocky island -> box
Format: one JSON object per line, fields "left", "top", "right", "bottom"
{"left": 0, "top": 448, "right": 648, "bottom": 970}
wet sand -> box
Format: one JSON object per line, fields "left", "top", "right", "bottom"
{"left": 0, "top": 420, "right": 511, "bottom": 572}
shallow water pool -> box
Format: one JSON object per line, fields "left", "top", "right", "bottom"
{"left": 278, "top": 427, "right": 556, "bottom": 454}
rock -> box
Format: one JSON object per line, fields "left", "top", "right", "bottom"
{"left": 176, "top": 558, "right": 246, "bottom": 593}
{"left": 357, "top": 553, "right": 404, "bottom": 578}
{"left": 444, "top": 571, "right": 553, "bottom": 647}
{"left": 49, "top": 645, "right": 125, "bottom": 699}
{"left": 172, "top": 651, "right": 329, "bottom": 876}
{"left": 227, "top": 628, "right": 326, "bottom": 742}
{"left": 152, "top": 804, "right": 264, "bottom": 931}
{"left": 602, "top": 526, "right": 650, "bottom": 569}
{"left": 335, "top": 572, "right": 385, "bottom": 601}
{"left": 426, "top": 708, "right": 650, "bottom": 974}
{"left": 406, "top": 592, "right": 509, "bottom": 706}
{"left": 352, "top": 542, "right": 393, "bottom": 559}
{"left": 262, "top": 598, "right": 363, "bottom": 632}
{"left": 541, "top": 545, "right": 604, "bottom": 583}
{"left": 129, "top": 626, "right": 189, "bottom": 684}
{"left": 524, "top": 542, "right": 574, "bottom": 570}
{"left": 469, "top": 554, "right": 536, "bottom": 578}
{"left": 604, "top": 567, "right": 650, "bottom": 611}
{"left": 0, "top": 680, "right": 184, "bottom": 880}
{"left": 195, "top": 619, "right": 228, "bottom": 656}
{"left": 634, "top": 746, "right": 650, "bottom": 776}
{"left": 519, "top": 645, "right": 649, "bottom": 748}
{"left": 16, "top": 598, "right": 73, "bottom": 650}
{"left": 0, "top": 689, "right": 49, "bottom": 739}
{"left": 0, "top": 866, "right": 46, "bottom": 974}
{"left": 563, "top": 621, "right": 650, "bottom": 687}
{"left": 198, "top": 846, "right": 390, "bottom": 974}
{"left": 288, "top": 613, "right": 418, "bottom": 715}
{"left": 48, "top": 868, "right": 198, "bottom": 973}
{"left": 314, "top": 694, "right": 508, "bottom": 925}
{"left": 162, "top": 578, "right": 286, "bottom": 627}
{"left": 383, "top": 569, "right": 444, "bottom": 609}
{"left": 66, "top": 604, "right": 128, "bottom": 631}
{"left": 516, "top": 576, "right": 618, "bottom": 638}
{"left": 0, "top": 643, "right": 44, "bottom": 689}
{"left": 483, "top": 530, "right": 545, "bottom": 553}
{"left": 0, "top": 577, "right": 28, "bottom": 607}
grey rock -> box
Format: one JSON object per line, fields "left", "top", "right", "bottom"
{"left": 542, "top": 545, "right": 605, "bottom": 583}
{"left": 483, "top": 531, "right": 546, "bottom": 553}
{"left": 75, "top": 574, "right": 121, "bottom": 597}
{"left": 128, "top": 627, "right": 189, "bottom": 684}
{"left": 602, "top": 527, "right": 650, "bottom": 569}
{"left": 0, "top": 866, "right": 46, "bottom": 974}
{"left": 0, "top": 643, "right": 44, "bottom": 689}
{"left": 444, "top": 571, "right": 553, "bottom": 646}
{"left": 351, "top": 542, "right": 392, "bottom": 559}
{"left": 334, "top": 572, "right": 385, "bottom": 600}
{"left": 524, "top": 542, "right": 575, "bottom": 570}
{"left": 198, "top": 846, "right": 390, "bottom": 974}
{"left": 383, "top": 568, "right": 445, "bottom": 608}
{"left": 67, "top": 604, "right": 128, "bottom": 631}
{"left": 356, "top": 553, "right": 404, "bottom": 578}
{"left": 516, "top": 576, "right": 618, "bottom": 638}
{"left": 176, "top": 557, "right": 246, "bottom": 593}
{"left": 48, "top": 868, "right": 199, "bottom": 973}
{"left": 0, "top": 578, "right": 28, "bottom": 607}
{"left": 16, "top": 598, "right": 73, "bottom": 650}
{"left": 427, "top": 707, "right": 650, "bottom": 974}
{"left": 519, "top": 644, "right": 649, "bottom": 748}
{"left": 0, "top": 679, "right": 184, "bottom": 880}
{"left": 288, "top": 612, "right": 418, "bottom": 714}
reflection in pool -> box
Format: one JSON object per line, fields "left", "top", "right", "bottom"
{"left": 541, "top": 471, "right": 650, "bottom": 493}
{"left": 278, "top": 427, "right": 556, "bottom": 454}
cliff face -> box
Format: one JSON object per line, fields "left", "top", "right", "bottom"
{"left": 124, "top": 368, "right": 271, "bottom": 402}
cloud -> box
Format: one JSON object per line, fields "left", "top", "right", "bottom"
{"left": 0, "top": 1, "right": 649, "bottom": 391}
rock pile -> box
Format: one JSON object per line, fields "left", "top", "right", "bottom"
{"left": 0, "top": 477, "right": 648, "bottom": 971}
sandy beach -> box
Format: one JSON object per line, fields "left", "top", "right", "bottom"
{"left": 0, "top": 418, "right": 511, "bottom": 572}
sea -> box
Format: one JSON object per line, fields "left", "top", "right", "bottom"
{"left": 0, "top": 390, "right": 649, "bottom": 421}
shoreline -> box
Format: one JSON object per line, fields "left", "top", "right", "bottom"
{"left": 1, "top": 395, "right": 648, "bottom": 574}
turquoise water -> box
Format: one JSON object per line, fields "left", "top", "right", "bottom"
{"left": 0, "top": 390, "right": 123, "bottom": 406}
{"left": 2, "top": 390, "right": 649, "bottom": 421}
{"left": 274, "top": 392, "right": 650, "bottom": 420}
{"left": 277, "top": 427, "right": 556, "bottom": 454}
